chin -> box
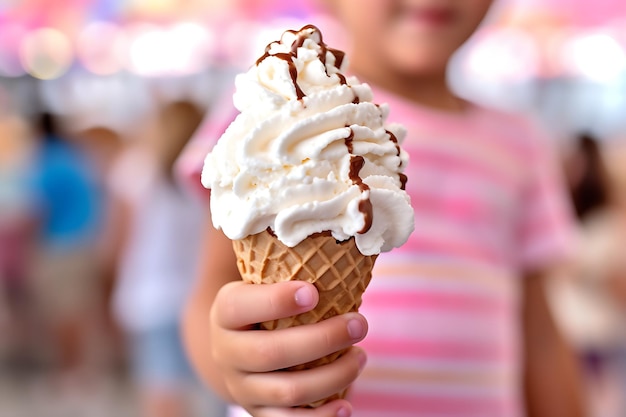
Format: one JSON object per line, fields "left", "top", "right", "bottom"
{"left": 388, "top": 44, "right": 453, "bottom": 74}
{"left": 391, "top": 55, "right": 449, "bottom": 77}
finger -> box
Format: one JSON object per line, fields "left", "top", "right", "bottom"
{"left": 238, "top": 346, "right": 367, "bottom": 408}
{"left": 215, "top": 281, "right": 319, "bottom": 330}
{"left": 223, "top": 312, "right": 368, "bottom": 372}
{"left": 254, "top": 399, "right": 353, "bottom": 417}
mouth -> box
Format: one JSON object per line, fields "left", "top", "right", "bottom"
{"left": 403, "top": 6, "right": 456, "bottom": 28}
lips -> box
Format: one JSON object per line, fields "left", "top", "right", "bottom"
{"left": 406, "top": 7, "right": 455, "bottom": 27}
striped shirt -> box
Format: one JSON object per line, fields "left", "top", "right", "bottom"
{"left": 178, "top": 88, "right": 576, "bottom": 417}
{"left": 349, "top": 88, "right": 575, "bottom": 417}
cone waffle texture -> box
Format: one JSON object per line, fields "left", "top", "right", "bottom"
{"left": 232, "top": 229, "right": 377, "bottom": 407}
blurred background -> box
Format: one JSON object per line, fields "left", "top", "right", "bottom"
{"left": 1, "top": 0, "right": 625, "bottom": 416}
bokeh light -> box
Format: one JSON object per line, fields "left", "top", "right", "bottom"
{"left": 19, "top": 27, "right": 74, "bottom": 80}
{"left": 561, "top": 31, "right": 626, "bottom": 82}
{"left": 76, "top": 21, "right": 127, "bottom": 75}
{"left": 125, "top": 22, "right": 213, "bottom": 77}
{"left": 166, "top": 22, "right": 214, "bottom": 75}
{"left": 464, "top": 27, "right": 541, "bottom": 82}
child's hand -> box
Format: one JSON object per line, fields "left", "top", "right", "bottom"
{"left": 210, "top": 280, "right": 368, "bottom": 417}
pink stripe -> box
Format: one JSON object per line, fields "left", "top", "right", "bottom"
{"left": 384, "top": 92, "right": 533, "bottom": 156}
{"left": 423, "top": 111, "right": 533, "bottom": 159}
{"left": 520, "top": 200, "right": 570, "bottom": 238}
{"left": 351, "top": 390, "right": 515, "bottom": 416}
{"left": 472, "top": 115, "right": 535, "bottom": 158}
{"left": 364, "top": 290, "right": 509, "bottom": 315}
{"left": 520, "top": 215, "right": 569, "bottom": 249}
{"left": 408, "top": 147, "right": 518, "bottom": 189}
{"left": 409, "top": 190, "right": 510, "bottom": 227}
{"left": 362, "top": 337, "right": 513, "bottom": 363}
{"left": 402, "top": 235, "right": 504, "bottom": 264}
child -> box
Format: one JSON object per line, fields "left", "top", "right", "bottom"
{"left": 30, "top": 112, "right": 104, "bottom": 389}
{"left": 182, "top": 1, "right": 586, "bottom": 416}
{"left": 108, "top": 100, "right": 224, "bottom": 417}
{"left": 553, "top": 133, "right": 626, "bottom": 416}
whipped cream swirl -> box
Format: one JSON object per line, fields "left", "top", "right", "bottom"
{"left": 202, "top": 25, "right": 414, "bottom": 255}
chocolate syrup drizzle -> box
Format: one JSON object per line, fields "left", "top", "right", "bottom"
{"left": 255, "top": 25, "right": 351, "bottom": 101}
{"left": 256, "top": 25, "right": 411, "bottom": 235}
{"left": 344, "top": 127, "right": 373, "bottom": 234}
{"left": 385, "top": 130, "right": 407, "bottom": 190}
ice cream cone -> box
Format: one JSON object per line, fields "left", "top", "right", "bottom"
{"left": 232, "top": 228, "right": 377, "bottom": 407}
{"left": 203, "top": 24, "right": 413, "bottom": 409}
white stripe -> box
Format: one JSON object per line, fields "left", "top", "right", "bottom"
{"left": 354, "top": 378, "right": 512, "bottom": 397}
{"left": 375, "top": 250, "right": 515, "bottom": 276}
{"left": 366, "top": 268, "right": 518, "bottom": 299}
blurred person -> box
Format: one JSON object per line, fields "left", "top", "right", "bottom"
{"left": 0, "top": 93, "right": 39, "bottom": 367}
{"left": 603, "top": 138, "right": 626, "bottom": 413}
{"left": 71, "top": 125, "right": 125, "bottom": 287}
{"left": 29, "top": 111, "right": 104, "bottom": 392}
{"left": 73, "top": 125, "right": 127, "bottom": 371}
{"left": 602, "top": 139, "right": 626, "bottom": 308}
{"left": 182, "top": 1, "right": 587, "bottom": 417}
{"left": 550, "top": 133, "right": 626, "bottom": 417}
{"left": 565, "top": 134, "right": 610, "bottom": 220}
{"left": 107, "top": 100, "right": 225, "bottom": 417}
{"left": 74, "top": 126, "right": 125, "bottom": 191}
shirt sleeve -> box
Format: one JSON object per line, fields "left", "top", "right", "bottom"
{"left": 174, "top": 91, "right": 238, "bottom": 199}
{"left": 516, "top": 120, "right": 578, "bottom": 272}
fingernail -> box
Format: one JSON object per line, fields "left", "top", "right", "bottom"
{"left": 337, "top": 406, "right": 352, "bottom": 417}
{"left": 294, "top": 285, "right": 315, "bottom": 307}
{"left": 347, "top": 318, "right": 366, "bottom": 340}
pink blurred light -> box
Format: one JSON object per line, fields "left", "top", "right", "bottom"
{"left": 504, "top": 0, "right": 626, "bottom": 27}
{"left": 0, "top": 24, "right": 28, "bottom": 77}
{"left": 76, "top": 21, "right": 127, "bottom": 75}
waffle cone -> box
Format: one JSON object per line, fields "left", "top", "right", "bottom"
{"left": 232, "top": 229, "right": 377, "bottom": 407}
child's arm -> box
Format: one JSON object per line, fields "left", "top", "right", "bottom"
{"left": 182, "top": 219, "right": 368, "bottom": 416}
{"left": 521, "top": 267, "right": 588, "bottom": 417}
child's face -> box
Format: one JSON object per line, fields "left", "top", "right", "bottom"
{"left": 330, "top": 0, "right": 494, "bottom": 77}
